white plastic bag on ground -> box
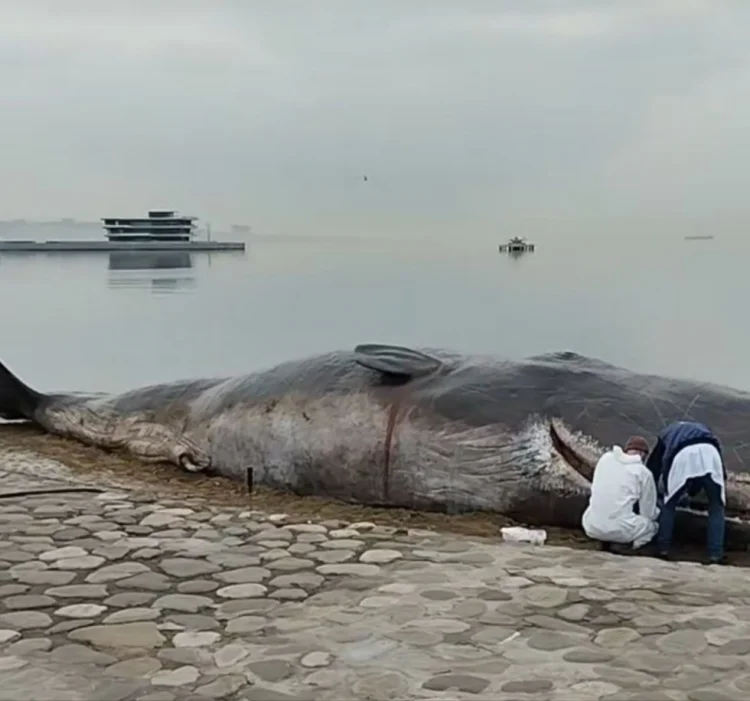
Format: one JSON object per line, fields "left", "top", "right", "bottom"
{"left": 501, "top": 526, "right": 547, "bottom": 545}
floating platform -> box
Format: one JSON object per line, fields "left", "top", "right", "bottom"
{"left": 0, "top": 240, "right": 245, "bottom": 253}
{"left": 498, "top": 242, "right": 535, "bottom": 253}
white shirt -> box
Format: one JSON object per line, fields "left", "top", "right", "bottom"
{"left": 666, "top": 442, "right": 725, "bottom": 505}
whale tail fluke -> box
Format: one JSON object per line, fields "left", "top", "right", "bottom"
{"left": 0, "top": 360, "right": 43, "bottom": 421}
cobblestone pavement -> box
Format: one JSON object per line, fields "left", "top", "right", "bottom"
{"left": 1, "top": 459, "right": 749, "bottom": 700}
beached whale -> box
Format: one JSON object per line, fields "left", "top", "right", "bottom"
{"left": 3, "top": 343, "right": 750, "bottom": 546}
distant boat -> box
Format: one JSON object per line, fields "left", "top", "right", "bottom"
{"left": 684, "top": 235, "right": 715, "bottom": 241}
{"left": 499, "top": 236, "right": 535, "bottom": 253}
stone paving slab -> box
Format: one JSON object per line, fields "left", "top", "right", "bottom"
{"left": 1, "top": 462, "right": 749, "bottom": 699}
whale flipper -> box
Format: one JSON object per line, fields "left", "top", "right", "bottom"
{"left": 0, "top": 360, "right": 43, "bottom": 421}
{"left": 354, "top": 344, "right": 442, "bottom": 380}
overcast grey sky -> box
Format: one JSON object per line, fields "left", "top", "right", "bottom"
{"left": 2, "top": 1, "right": 749, "bottom": 238}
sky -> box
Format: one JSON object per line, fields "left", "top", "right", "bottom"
{"left": 1, "top": 1, "right": 749, "bottom": 239}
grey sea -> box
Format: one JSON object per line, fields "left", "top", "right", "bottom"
{"left": 0, "top": 229, "right": 747, "bottom": 398}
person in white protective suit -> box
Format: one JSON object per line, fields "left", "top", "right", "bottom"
{"left": 581, "top": 435, "right": 659, "bottom": 551}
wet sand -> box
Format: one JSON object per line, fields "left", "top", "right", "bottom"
{"left": 1, "top": 423, "right": 745, "bottom": 567}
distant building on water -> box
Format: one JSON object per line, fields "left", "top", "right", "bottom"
{"left": 102, "top": 210, "right": 197, "bottom": 243}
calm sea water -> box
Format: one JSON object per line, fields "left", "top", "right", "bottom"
{"left": 0, "top": 231, "right": 748, "bottom": 395}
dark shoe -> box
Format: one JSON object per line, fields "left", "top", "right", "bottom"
{"left": 598, "top": 541, "right": 629, "bottom": 556}
{"left": 655, "top": 551, "right": 671, "bottom": 561}
{"left": 704, "top": 554, "right": 729, "bottom": 566}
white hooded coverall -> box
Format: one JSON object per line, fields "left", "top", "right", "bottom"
{"left": 581, "top": 445, "right": 660, "bottom": 549}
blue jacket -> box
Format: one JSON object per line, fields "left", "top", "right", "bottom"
{"left": 645, "top": 420, "right": 724, "bottom": 491}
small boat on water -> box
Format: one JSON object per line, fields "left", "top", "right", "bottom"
{"left": 499, "top": 236, "right": 535, "bottom": 253}
{"left": 684, "top": 235, "right": 715, "bottom": 241}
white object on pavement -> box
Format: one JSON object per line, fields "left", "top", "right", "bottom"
{"left": 501, "top": 526, "right": 547, "bottom": 545}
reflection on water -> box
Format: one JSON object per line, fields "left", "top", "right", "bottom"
{"left": 507, "top": 249, "right": 531, "bottom": 262}
{"left": 107, "top": 251, "right": 196, "bottom": 294}
{"left": 108, "top": 251, "right": 193, "bottom": 271}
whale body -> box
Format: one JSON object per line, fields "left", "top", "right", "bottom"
{"left": 3, "top": 343, "right": 750, "bottom": 545}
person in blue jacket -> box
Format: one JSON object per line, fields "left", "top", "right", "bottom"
{"left": 645, "top": 420, "right": 727, "bottom": 564}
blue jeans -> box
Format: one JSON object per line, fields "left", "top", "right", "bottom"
{"left": 657, "top": 474, "right": 725, "bottom": 560}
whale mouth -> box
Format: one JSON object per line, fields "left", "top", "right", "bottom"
{"left": 548, "top": 419, "right": 598, "bottom": 483}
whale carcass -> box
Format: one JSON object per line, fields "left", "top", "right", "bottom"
{"left": 3, "top": 343, "right": 750, "bottom": 546}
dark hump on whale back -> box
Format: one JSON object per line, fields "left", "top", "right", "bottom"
{"left": 417, "top": 349, "right": 750, "bottom": 476}
{"left": 528, "top": 350, "right": 624, "bottom": 371}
